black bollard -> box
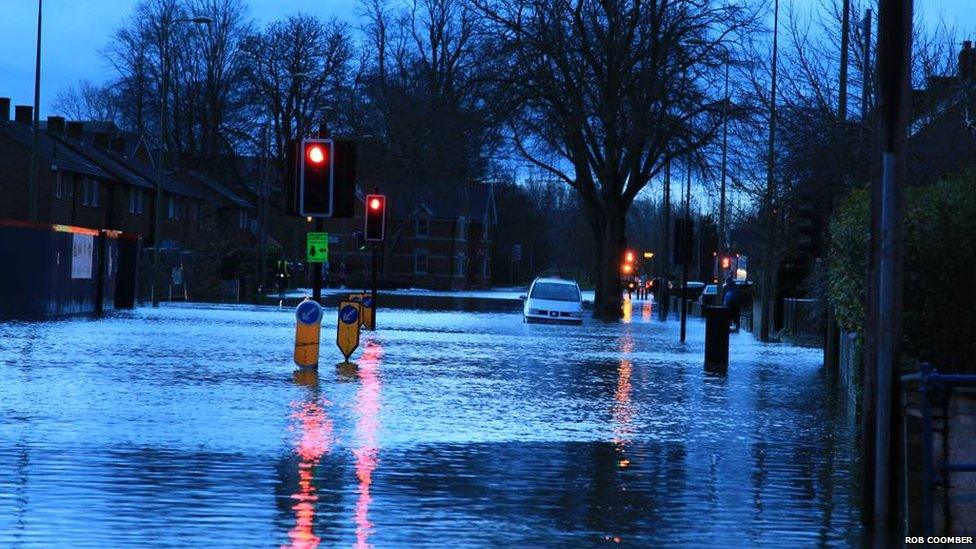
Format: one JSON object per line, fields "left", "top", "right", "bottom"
{"left": 704, "top": 306, "right": 731, "bottom": 372}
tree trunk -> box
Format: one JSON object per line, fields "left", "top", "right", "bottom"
{"left": 592, "top": 209, "right": 625, "bottom": 320}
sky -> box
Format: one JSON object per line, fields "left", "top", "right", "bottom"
{"left": 0, "top": 0, "right": 360, "bottom": 115}
{"left": 1, "top": 0, "right": 975, "bottom": 117}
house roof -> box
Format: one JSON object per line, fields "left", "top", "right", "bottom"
{"left": 181, "top": 170, "right": 254, "bottom": 209}
{"left": 38, "top": 123, "right": 208, "bottom": 200}
{"left": 0, "top": 120, "right": 111, "bottom": 180}
{"left": 405, "top": 182, "right": 498, "bottom": 223}
{"left": 48, "top": 131, "right": 156, "bottom": 191}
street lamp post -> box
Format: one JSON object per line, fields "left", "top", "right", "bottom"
{"left": 680, "top": 158, "right": 691, "bottom": 344}
{"left": 151, "top": 15, "right": 212, "bottom": 307}
{"left": 28, "top": 0, "right": 42, "bottom": 222}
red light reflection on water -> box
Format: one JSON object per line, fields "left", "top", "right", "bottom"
{"left": 284, "top": 394, "right": 333, "bottom": 549}
{"left": 354, "top": 340, "right": 383, "bottom": 549}
{"left": 612, "top": 337, "right": 635, "bottom": 459}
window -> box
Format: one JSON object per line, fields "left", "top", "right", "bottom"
{"left": 56, "top": 173, "right": 75, "bottom": 200}
{"left": 415, "top": 215, "right": 430, "bottom": 238}
{"left": 414, "top": 249, "right": 429, "bottom": 274}
{"left": 530, "top": 282, "right": 581, "bottom": 302}
{"left": 54, "top": 172, "right": 64, "bottom": 199}
{"left": 482, "top": 257, "right": 490, "bottom": 278}
{"left": 81, "top": 178, "right": 99, "bottom": 207}
{"left": 456, "top": 253, "right": 466, "bottom": 277}
{"left": 457, "top": 217, "right": 467, "bottom": 240}
{"left": 128, "top": 188, "right": 145, "bottom": 214}
{"left": 238, "top": 209, "right": 249, "bottom": 229}
{"left": 168, "top": 196, "right": 181, "bottom": 220}
{"left": 189, "top": 202, "right": 199, "bottom": 221}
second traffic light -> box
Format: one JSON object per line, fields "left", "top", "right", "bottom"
{"left": 364, "top": 194, "right": 386, "bottom": 242}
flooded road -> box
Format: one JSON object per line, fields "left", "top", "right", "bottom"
{"left": 0, "top": 302, "right": 862, "bottom": 546}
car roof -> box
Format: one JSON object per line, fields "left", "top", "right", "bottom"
{"left": 532, "top": 277, "right": 578, "bottom": 286}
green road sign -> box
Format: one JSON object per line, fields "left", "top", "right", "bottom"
{"left": 307, "top": 232, "right": 329, "bottom": 263}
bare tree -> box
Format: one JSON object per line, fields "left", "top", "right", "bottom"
{"left": 472, "top": 0, "right": 754, "bottom": 319}
{"left": 350, "top": 0, "right": 499, "bottom": 270}
{"left": 240, "top": 14, "right": 354, "bottom": 170}
{"left": 52, "top": 80, "right": 119, "bottom": 123}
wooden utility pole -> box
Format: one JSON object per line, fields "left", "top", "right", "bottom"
{"left": 864, "top": 0, "right": 911, "bottom": 537}
{"left": 839, "top": 0, "right": 852, "bottom": 121}
{"left": 659, "top": 161, "right": 671, "bottom": 321}
{"left": 759, "top": 0, "right": 780, "bottom": 342}
{"left": 861, "top": 9, "right": 874, "bottom": 133}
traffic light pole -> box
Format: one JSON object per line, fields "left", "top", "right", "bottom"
{"left": 371, "top": 243, "right": 378, "bottom": 329}
{"left": 312, "top": 218, "right": 323, "bottom": 302}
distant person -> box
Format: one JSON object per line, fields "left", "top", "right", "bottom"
{"left": 338, "top": 262, "right": 348, "bottom": 289}
{"left": 321, "top": 260, "right": 330, "bottom": 289}
{"left": 724, "top": 275, "right": 740, "bottom": 332}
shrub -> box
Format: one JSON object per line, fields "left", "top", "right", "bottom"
{"left": 827, "top": 174, "right": 976, "bottom": 373}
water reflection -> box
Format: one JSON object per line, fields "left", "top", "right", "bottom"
{"left": 353, "top": 340, "right": 383, "bottom": 549}
{"left": 641, "top": 301, "right": 652, "bottom": 322}
{"left": 285, "top": 370, "right": 333, "bottom": 549}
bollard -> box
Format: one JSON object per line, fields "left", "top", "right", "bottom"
{"left": 336, "top": 300, "right": 361, "bottom": 363}
{"left": 704, "top": 306, "right": 731, "bottom": 372}
{"left": 348, "top": 293, "right": 375, "bottom": 330}
{"left": 294, "top": 298, "right": 323, "bottom": 369}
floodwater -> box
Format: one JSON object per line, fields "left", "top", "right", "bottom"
{"left": 0, "top": 300, "right": 862, "bottom": 547}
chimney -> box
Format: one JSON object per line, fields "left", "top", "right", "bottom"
{"left": 47, "top": 116, "right": 66, "bottom": 135}
{"left": 93, "top": 131, "right": 109, "bottom": 149}
{"left": 111, "top": 137, "right": 127, "bottom": 154}
{"left": 0, "top": 98, "right": 9, "bottom": 121}
{"left": 14, "top": 105, "right": 33, "bottom": 124}
{"left": 66, "top": 121, "right": 84, "bottom": 140}
{"left": 961, "top": 40, "right": 976, "bottom": 81}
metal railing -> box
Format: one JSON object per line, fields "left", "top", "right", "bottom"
{"left": 900, "top": 362, "right": 976, "bottom": 536}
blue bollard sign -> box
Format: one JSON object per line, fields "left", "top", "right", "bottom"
{"left": 296, "top": 299, "right": 323, "bottom": 325}
{"left": 336, "top": 300, "right": 361, "bottom": 362}
{"left": 294, "top": 298, "right": 323, "bottom": 368}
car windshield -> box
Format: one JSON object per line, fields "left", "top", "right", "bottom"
{"left": 530, "top": 282, "right": 580, "bottom": 302}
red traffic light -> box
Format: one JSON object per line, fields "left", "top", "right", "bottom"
{"left": 306, "top": 144, "right": 326, "bottom": 165}
{"left": 364, "top": 194, "right": 386, "bottom": 242}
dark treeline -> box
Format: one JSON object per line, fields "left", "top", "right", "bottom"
{"left": 54, "top": 0, "right": 965, "bottom": 320}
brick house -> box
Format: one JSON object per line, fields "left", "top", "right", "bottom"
{"left": 321, "top": 182, "right": 497, "bottom": 290}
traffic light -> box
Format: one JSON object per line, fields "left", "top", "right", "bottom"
{"left": 364, "top": 194, "right": 386, "bottom": 242}
{"left": 621, "top": 248, "right": 636, "bottom": 276}
{"left": 288, "top": 137, "right": 357, "bottom": 218}
{"left": 298, "top": 138, "right": 333, "bottom": 217}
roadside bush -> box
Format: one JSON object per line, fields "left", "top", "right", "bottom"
{"left": 827, "top": 173, "right": 976, "bottom": 373}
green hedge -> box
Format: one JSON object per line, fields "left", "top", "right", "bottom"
{"left": 827, "top": 174, "right": 976, "bottom": 373}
